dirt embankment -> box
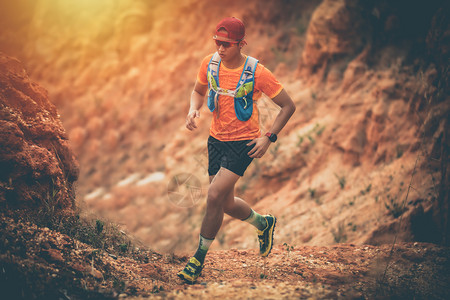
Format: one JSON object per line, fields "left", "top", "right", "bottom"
{"left": 0, "top": 52, "right": 79, "bottom": 212}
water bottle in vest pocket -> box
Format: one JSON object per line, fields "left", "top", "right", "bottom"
{"left": 206, "top": 52, "right": 258, "bottom": 121}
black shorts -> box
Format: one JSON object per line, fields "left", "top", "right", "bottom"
{"left": 208, "top": 136, "right": 255, "bottom": 177}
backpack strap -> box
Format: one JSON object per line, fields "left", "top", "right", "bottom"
{"left": 207, "top": 53, "right": 221, "bottom": 113}
{"left": 207, "top": 52, "right": 221, "bottom": 91}
{"left": 236, "top": 56, "right": 258, "bottom": 91}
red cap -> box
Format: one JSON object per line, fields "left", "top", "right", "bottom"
{"left": 215, "top": 17, "right": 245, "bottom": 41}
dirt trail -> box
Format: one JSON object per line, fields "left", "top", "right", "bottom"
{"left": 2, "top": 213, "right": 449, "bottom": 299}
{"left": 136, "top": 244, "right": 449, "bottom": 299}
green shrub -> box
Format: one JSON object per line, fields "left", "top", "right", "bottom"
{"left": 385, "top": 195, "right": 406, "bottom": 218}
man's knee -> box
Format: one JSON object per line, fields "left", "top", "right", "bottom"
{"left": 223, "top": 197, "right": 236, "bottom": 214}
{"left": 207, "top": 187, "right": 224, "bottom": 207}
{"left": 223, "top": 205, "right": 235, "bottom": 216}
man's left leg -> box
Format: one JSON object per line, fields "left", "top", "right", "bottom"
{"left": 222, "top": 189, "right": 265, "bottom": 229}
{"left": 222, "top": 188, "right": 277, "bottom": 257}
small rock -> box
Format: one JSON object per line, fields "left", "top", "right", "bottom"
{"left": 89, "top": 267, "right": 103, "bottom": 280}
{"left": 70, "top": 263, "right": 86, "bottom": 274}
{"left": 41, "top": 249, "right": 64, "bottom": 263}
{"left": 41, "top": 241, "right": 51, "bottom": 250}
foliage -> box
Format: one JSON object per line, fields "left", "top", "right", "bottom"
{"left": 26, "top": 181, "right": 136, "bottom": 258}
{"left": 297, "top": 123, "right": 326, "bottom": 148}
{"left": 334, "top": 173, "right": 346, "bottom": 189}
{"left": 283, "top": 242, "right": 294, "bottom": 257}
{"left": 360, "top": 184, "right": 372, "bottom": 195}
{"left": 331, "top": 222, "right": 347, "bottom": 243}
{"left": 385, "top": 195, "right": 407, "bottom": 218}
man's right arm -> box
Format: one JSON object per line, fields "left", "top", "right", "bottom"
{"left": 186, "top": 81, "right": 208, "bottom": 131}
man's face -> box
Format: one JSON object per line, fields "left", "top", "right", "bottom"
{"left": 214, "top": 29, "right": 242, "bottom": 61}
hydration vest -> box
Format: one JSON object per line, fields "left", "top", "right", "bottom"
{"left": 207, "top": 52, "right": 259, "bottom": 121}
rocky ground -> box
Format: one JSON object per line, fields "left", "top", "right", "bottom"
{"left": 1, "top": 213, "right": 449, "bottom": 299}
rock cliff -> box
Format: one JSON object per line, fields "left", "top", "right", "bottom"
{"left": 0, "top": 53, "right": 79, "bottom": 212}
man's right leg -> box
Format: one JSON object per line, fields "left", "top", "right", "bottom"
{"left": 200, "top": 167, "right": 241, "bottom": 239}
{"left": 178, "top": 168, "right": 240, "bottom": 283}
{"left": 222, "top": 189, "right": 267, "bottom": 230}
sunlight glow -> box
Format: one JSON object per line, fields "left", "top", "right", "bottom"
{"left": 32, "top": 0, "right": 154, "bottom": 49}
{"left": 55, "top": 0, "right": 115, "bottom": 14}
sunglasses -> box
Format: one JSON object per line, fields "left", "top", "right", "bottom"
{"left": 214, "top": 39, "right": 240, "bottom": 48}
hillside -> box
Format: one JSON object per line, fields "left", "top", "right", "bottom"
{"left": 0, "top": 0, "right": 449, "bottom": 298}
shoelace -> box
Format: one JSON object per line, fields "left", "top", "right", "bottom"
{"left": 259, "top": 236, "right": 265, "bottom": 245}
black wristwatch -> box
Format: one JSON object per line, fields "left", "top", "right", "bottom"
{"left": 265, "top": 132, "right": 277, "bottom": 143}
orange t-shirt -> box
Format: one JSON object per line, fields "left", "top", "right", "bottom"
{"left": 197, "top": 54, "right": 283, "bottom": 141}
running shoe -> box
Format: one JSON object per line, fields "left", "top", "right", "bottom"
{"left": 177, "top": 257, "right": 203, "bottom": 284}
{"left": 257, "top": 214, "right": 276, "bottom": 257}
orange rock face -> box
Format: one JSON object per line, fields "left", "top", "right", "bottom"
{"left": 0, "top": 53, "right": 79, "bottom": 210}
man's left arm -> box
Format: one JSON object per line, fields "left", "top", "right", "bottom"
{"left": 247, "top": 89, "right": 296, "bottom": 158}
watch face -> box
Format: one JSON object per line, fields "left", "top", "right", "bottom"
{"left": 265, "top": 132, "right": 277, "bottom": 142}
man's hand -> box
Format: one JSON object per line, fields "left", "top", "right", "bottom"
{"left": 247, "top": 136, "right": 271, "bottom": 158}
{"left": 186, "top": 110, "right": 200, "bottom": 131}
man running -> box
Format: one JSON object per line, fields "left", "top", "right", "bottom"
{"left": 178, "top": 17, "right": 296, "bottom": 284}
